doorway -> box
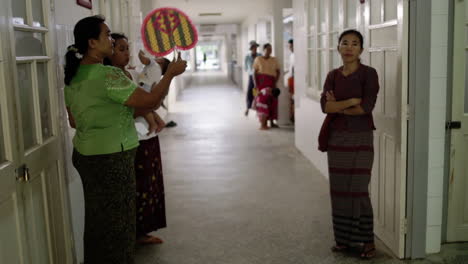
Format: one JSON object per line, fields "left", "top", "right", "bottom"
{"left": 196, "top": 42, "right": 221, "bottom": 71}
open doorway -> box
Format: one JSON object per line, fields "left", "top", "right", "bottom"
{"left": 196, "top": 42, "right": 221, "bottom": 71}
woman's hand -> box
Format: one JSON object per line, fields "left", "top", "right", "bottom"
{"left": 166, "top": 52, "right": 187, "bottom": 77}
{"left": 323, "top": 92, "right": 362, "bottom": 114}
{"left": 326, "top": 91, "right": 336, "bottom": 101}
{"left": 349, "top": 98, "right": 362, "bottom": 106}
{"left": 138, "top": 50, "right": 151, "bottom": 66}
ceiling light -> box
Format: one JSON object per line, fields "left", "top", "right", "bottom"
{"left": 199, "top": 13, "right": 222, "bottom": 16}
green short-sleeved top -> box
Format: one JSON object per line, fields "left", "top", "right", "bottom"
{"left": 65, "top": 64, "right": 139, "bottom": 155}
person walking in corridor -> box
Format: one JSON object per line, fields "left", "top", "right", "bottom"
{"left": 244, "top": 40, "right": 261, "bottom": 116}
{"left": 287, "top": 39, "right": 295, "bottom": 123}
{"left": 319, "top": 29, "right": 379, "bottom": 259}
{"left": 104, "top": 34, "right": 169, "bottom": 245}
{"left": 252, "top": 43, "right": 281, "bottom": 130}
{"left": 64, "top": 15, "right": 186, "bottom": 264}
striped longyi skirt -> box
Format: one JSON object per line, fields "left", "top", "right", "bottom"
{"left": 327, "top": 130, "right": 374, "bottom": 246}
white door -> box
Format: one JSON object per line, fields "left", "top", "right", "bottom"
{"left": 0, "top": 0, "right": 74, "bottom": 263}
{"left": 447, "top": 0, "right": 468, "bottom": 242}
{"left": 0, "top": 2, "right": 29, "bottom": 262}
{"left": 364, "top": 0, "right": 407, "bottom": 258}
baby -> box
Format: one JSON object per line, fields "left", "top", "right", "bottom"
{"left": 136, "top": 51, "right": 171, "bottom": 135}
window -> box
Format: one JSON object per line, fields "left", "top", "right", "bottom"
{"left": 306, "top": 0, "right": 316, "bottom": 94}
{"left": 12, "top": 0, "right": 55, "bottom": 150}
{"left": 371, "top": 0, "right": 398, "bottom": 25}
{"left": 306, "top": 0, "right": 344, "bottom": 100}
{"left": 346, "top": 0, "right": 358, "bottom": 28}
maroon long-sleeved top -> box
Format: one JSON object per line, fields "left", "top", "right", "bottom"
{"left": 320, "top": 64, "right": 380, "bottom": 132}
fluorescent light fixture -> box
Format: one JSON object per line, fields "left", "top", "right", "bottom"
{"left": 199, "top": 13, "right": 222, "bottom": 16}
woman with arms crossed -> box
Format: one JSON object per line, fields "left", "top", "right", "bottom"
{"left": 320, "top": 29, "right": 379, "bottom": 259}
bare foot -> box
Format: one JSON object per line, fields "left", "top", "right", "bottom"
{"left": 259, "top": 126, "right": 269, "bottom": 130}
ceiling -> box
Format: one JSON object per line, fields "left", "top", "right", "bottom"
{"left": 156, "top": 0, "right": 273, "bottom": 25}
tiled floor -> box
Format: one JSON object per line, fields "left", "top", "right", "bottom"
{"left": 135, "top": 71, "right": 468, "bottom": 264}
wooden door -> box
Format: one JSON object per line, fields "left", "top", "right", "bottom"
{"left": 364, "top": 0, "right": 407, "bottom": 258}
{"left": 0, "top": 0, "right": 74, "bottom": 262}
{"left": 447, "top": 0, "right": 468, "bottom": 242}
{"left": 0, "top": 1, "right": 29, "bottom": 262}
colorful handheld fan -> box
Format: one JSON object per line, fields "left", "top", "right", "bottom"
{"left": 141, "top": 7, "right": 198, "bottom": 57}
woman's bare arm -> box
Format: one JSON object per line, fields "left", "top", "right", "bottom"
{"left": 125, "top": 53, "right": 187, "bottom": 110}
{"left": 125, "top": 73, "right": 174, "bottom": 110}
{"left": 324, "top": 98, "right": 361, "bottom": 113}
{"left": 343, "top": 105, "right": 366, "bottom": 115}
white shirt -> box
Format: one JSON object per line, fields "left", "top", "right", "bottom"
{"left": 130, "top": 60, "right": 163, "bottom": 141}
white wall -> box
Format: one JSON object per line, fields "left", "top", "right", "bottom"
{"left": 54, "top": 1, "right": 92, "bottom": 26}
{"left": 54, "top": 2, "right": 94, "bottom": 262}
{"left": 292, "top": 0, "right": 328, "bottom": 176}
{"left": 425, "top": 0, "right": 450, "bottom": 254}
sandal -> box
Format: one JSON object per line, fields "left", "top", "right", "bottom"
{"left": 360, "top": 246, "right": 376, "bottom": 259}
{"left": 331, "top": 244, "right": 349, "bottom": 252}
{"left": 137, "top": 235, "right": 164, "bottom": 245}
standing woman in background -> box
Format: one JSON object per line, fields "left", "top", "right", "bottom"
{"left": 319, "top": 29, "right": 379, "bottom": 259}
{"left": 64, "top": 16, "right": 186, "bottom": 263}
{"left": 252, "top": 43, "right": 281, "bottom": 130}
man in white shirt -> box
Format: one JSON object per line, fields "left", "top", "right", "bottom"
{"left": 244, "top": 40, "right": 261, "bottom": 116}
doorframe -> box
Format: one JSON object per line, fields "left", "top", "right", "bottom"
{"left": 406, "top": 0, "right": 432, "bottom": 259}
{"left": 441, "top": 0, "right": 455, "bottom": 243}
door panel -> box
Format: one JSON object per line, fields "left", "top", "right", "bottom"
{"left": 447, "top": 0, "right": 468, "bottom": 241}
{"left": 23, "top": 171, "right": 52, "bottom": 264}
{"left": 0, "top": 197, "right": 25, "bottom": 264}
{"left": 0, "top": 0, "right": 74, "bottom": 262}
{"left": 370, "top": 27, "right": 398, "bottom": 47}
{"left": 370, "top": 52, "right": 385, "bottom": 115}
{"left": 0, "top": 1, "right": 27, "bottom": 262}
{"left": 384, "top": 51, "right": 398, "bottom": 117}
{"left": 14, "top": 32, "right": 47, "bottom": 57}
{"left": 37, "top": 62, "right": 53, "bottom": 140}
{"left": 0, "top": 104, "right": 6, "bottom": 163}
{"left": 366, "top": 0, "right": 406, "bottom": 258}
{"left": 16, "top": 62, "right": 38, "bottom": 151}
{"left": 44, "top": 161, "right": 70, "bottom": 263}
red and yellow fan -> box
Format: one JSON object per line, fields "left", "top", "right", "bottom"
{"left": 141, "top": 7, "right": 198, "bottom": 57}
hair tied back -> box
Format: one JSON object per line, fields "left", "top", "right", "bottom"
{"left": 68, "top": 45, "right": 83, "bottom": 59}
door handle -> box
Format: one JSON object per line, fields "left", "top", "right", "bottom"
{"left": 15, "top": 164, "right": 30, "bottom": 182}
{"left": 446, "top": 121, "right": 461, "bottom": 130}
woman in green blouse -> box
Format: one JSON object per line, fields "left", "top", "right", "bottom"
{"left": 64, "top": 16, "right": 186, "bottom": 264}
